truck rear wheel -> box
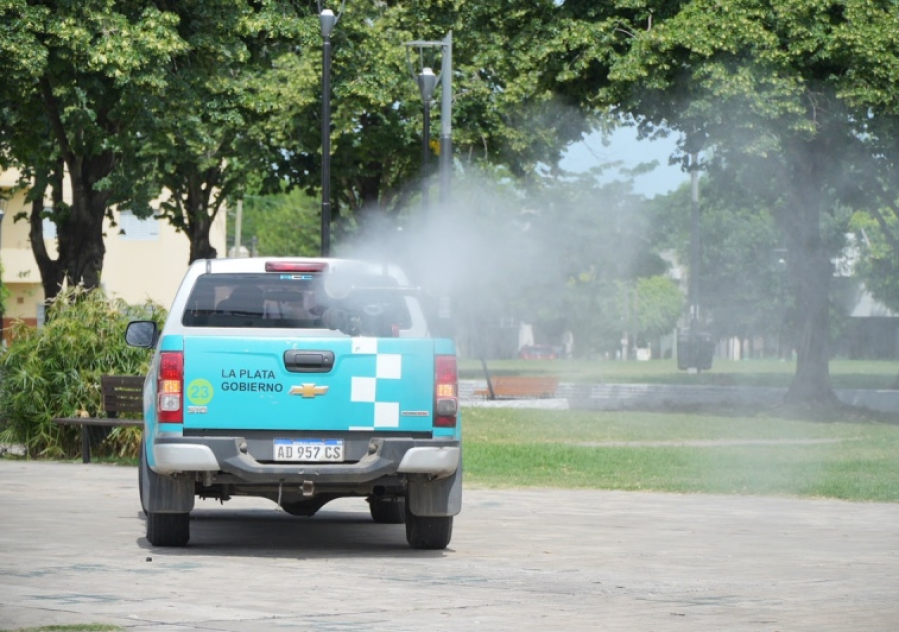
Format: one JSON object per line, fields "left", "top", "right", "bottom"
{"left": 368, "top": 496, "right": 405, "bottom": 524}
{"left": 146, "top": 512, "right": 190, "bottom": 547}
{"left": 404, "top": 502, "right": 452, "bottom": 550}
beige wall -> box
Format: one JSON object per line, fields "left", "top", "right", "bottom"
{"left": 0, "top": 176, "right": 40, "bottom": 330}
{"left": 1, "top": 169, "right": 227, "bottom": 337}
{"left": 102, "top": 208, "right": 228, "bottom": 308}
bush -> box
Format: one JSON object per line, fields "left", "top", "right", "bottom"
{"left": 0, "top": 287, "right": 166, "bottom": 459}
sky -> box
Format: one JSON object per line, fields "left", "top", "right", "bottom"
{"left": 559, "top": 126, "right": 690, "bottom": 198}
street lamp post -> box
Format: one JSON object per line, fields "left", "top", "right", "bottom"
{"left": 689, "top": 151, "right": 700, "bottom": 332}
{"left": 438, "top": 32, "right": 452, "bottom": 207}
{"left": 412, "top": 66, "right": 438, "bottom": 211}
{"left": 405, "top": 36, "right": 453, "bottom": 336}
{"left": 678, "top": 149, "right": 714, "bottom": 372}
{"left": 405, "top": 33, "right": 453, "bottom": 210}
{"left": 319, "top": 1, "right": 343, "bottom": 257}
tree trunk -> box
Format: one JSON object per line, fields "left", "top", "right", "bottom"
{"left": 28, "top": 170, "right": 65, "bottom": 303}
{"left": 42, "top": 79, "right": 112, "bottom": 291}
{"left": 62, "top": 158, "right": 110, "bottom": 291}
{"left": 780, "top": 137, "right": 839, "bottom": 406}
{"left": 187, "top": 200, "right": 217, "bottom": 263}
{"left": 183, "top": 168, "right": 219, "bottom": 264}
{"left": 785, "top": 239, "right": 836, "bottom": 403}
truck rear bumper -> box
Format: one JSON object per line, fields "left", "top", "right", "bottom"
{"left": 152, "top": 436, "right": 461, "bottom": 484}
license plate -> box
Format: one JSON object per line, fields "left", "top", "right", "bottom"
{"left": 273, "top": 438, "right": 344, "bottom": 462}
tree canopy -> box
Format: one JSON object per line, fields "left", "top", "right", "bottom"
{"left": 237, "top": 188, "right": 320, "bottom": 257}
{"left": 271, "top": 0, "right": 592, "bottom": 227}
{"left": 551, "top": 0, "right": 899, "bottom": 403}
{"left": 0, "top": 1, "right": 595, "bottom": 288}
{"left": 4, "top": 0, "right": 899, "bottom": 392}
{"left": 141, "top": 1, "right": 307, "bottom": 264}
{"left": 0, "top": 0, "right": 184, "bottom": 293}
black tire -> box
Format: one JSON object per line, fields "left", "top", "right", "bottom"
{"left": 146, "top": 512, "right": 190, "bottom": 547}
{"left": 405, "top": 501, "right": 453, "bottom": 550}
{"left": 368, "top": 496, "right": 405, "bottom": 524}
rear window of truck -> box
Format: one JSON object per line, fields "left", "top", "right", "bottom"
{"left": 181, "top": 272, "right": 412, "bottom": 331}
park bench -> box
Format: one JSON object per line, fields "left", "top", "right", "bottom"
{"left": 474, "top": 376, "right": 560, "bottom": 400}
{"left": 53, "top": 375, "right": 145, "bottom": 463}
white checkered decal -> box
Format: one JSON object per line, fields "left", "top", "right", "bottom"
{"left": 349, "top": 338, "right": 403, "bottom": 429}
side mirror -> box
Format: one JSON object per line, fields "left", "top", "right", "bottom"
{"left": 125, "top": 320, "right": 158, "bottom": 348}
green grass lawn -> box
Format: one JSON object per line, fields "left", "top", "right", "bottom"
{"left": 460, "top": 358, "right": 899, "bottom": 389}
{"left": 461, "top": 406, "right": 899, "bottom": 502}
{"left": 10, "top": 359, "right": 896, "bottom": 505}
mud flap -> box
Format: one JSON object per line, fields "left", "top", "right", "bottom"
{"left": 407, "top": 461, "right": 462, "bottom": 517}
{"left": 141, "top": 454, "right": 195, "bottom": 513}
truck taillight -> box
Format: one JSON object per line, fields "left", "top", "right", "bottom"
{"left": 157, "top": 351, "right": 184, "bottom": 423}
{"left": 434, "top": 355, "right": 458, "bottom": 428}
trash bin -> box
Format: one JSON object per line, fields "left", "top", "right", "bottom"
{"left": 677, "top": 329, "right": 714, "bottom": 371}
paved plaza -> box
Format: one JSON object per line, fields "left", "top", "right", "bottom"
{"left": 1, "top": 460, "right": 898, "bottom": 631}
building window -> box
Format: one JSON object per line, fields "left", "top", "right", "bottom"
{"left": 42, "top": 214, "right": 57, "bottom": 239}
{"left": 118, "top": 210, "right": 159, "bottom": 241}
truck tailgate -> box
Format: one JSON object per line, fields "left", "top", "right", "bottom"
{"left": 182, "top": 335, "right": 436, "bottom": 433}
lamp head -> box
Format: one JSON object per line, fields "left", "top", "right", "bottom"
{"left": 320, "top": 9, "right": 337, "bottom": 37}
{"left": 417, "top": 67, "right": 438, "bottom": 101}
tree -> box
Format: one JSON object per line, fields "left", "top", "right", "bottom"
{"left": 237, "top": 189, "right": 321, "bottom": 257}
{"left": 141, "top": 1, "right": 307, "bottom": 264}
{"left": 841, "top": 120, "right": 899, "bottom": 333}
{"left": 551, "top": 0, "right": 892, "bottom": 404}
{"left": 650, "top": 177, "right": 794, "bottom": 357}
{"left": 439, "top": 164, "right": 672, "bottom": 359}
{"left": 271, "top": 1, "right": 591, "bottom": 235}
{"left": 632, "top": 275, "right": 684, "bottom": 348}
{"left": 852, "top": 210, "right": 899, "bottom": 311}
{"left": 538, "top": 172, "right": 671, "bottom": 357}
{"left": 1, "top": 1, "right": 597, "bottom": 286}
{"left": 0, "top": 1, "right": 184, "bottom": 295}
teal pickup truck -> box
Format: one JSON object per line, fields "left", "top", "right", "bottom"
{"left": 126, "top": 257, "right": 461, "bottom": 550}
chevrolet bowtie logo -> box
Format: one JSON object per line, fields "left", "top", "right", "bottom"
{"left": 289, "top": 383, "right": 330, "bottom": 398}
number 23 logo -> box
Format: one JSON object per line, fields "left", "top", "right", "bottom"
{"left": 187, "top": 379, "right": 214, "bottom": 405}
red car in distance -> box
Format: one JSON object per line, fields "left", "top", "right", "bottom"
{"left": 518, "top": 345, "right": 559, "bottom": 360}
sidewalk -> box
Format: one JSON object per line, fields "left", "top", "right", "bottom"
{"left": 461, "top": 380, "right": 899, "bottom": 413}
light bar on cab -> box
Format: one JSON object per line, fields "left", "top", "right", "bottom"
{"left": 264, "top": 261, "right": 329, "bottom": 273}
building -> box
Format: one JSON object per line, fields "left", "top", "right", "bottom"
{"left": 0, "top": 168, "right": 227, "bottom": 342}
